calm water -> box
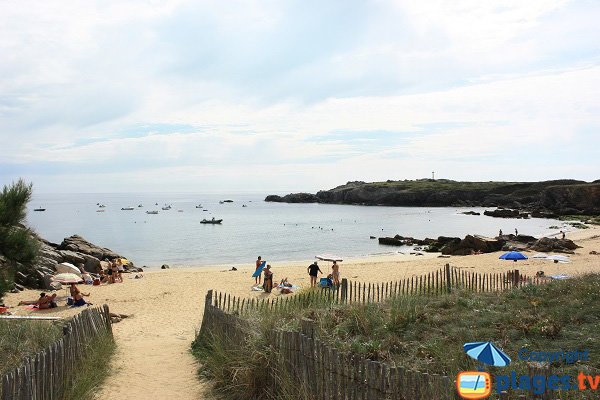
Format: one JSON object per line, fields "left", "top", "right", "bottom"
{"left": 26, "top": 193, "right": 567, "bottom": 268}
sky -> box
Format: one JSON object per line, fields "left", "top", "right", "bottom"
{"left": 1, "top": 0, "right": 599, "bottom": 193}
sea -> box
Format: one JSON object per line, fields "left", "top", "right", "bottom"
{"left": 26, "top": 193, "right": 568, "bottom": 268}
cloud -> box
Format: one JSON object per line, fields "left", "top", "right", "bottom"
{"left": 0, "top": 1, "right": 598, "bottom": 192}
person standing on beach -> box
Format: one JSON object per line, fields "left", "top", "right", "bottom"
{"left": 332, "top": 261, "right": 341, "bottom": 287}
{"left": 515, "top": 228, "right": 518, "bottom": 236}
{"left": 499, "top": 229, "right": 503, "bottom": 237}
{"left": 263, "top": 264, "right": 273, "bottom": 293}
{"left": 255, "top": 256, "right": 263, "bottom": 284}
{"left": 307, "top": 261, "right": 322, "bottom": 287}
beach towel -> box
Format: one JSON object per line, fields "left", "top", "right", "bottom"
{"left": 251, "top": 285, "right": 264, "bottom": 291}
{"left": 252, "top": 261, "right": 266, "bottom": 278}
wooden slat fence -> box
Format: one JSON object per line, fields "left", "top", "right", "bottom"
{"left": 210, "top": 265, "right": 549, "bottom": 315}
{"left": 197, "top": 291, "right": 458, "bottom": 400}
{"left": 0, "top": 305, "right": 113, "bottom": 400}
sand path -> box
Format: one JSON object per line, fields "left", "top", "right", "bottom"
{"left": 4, "top": 228, "right": 600, "bottom": 399}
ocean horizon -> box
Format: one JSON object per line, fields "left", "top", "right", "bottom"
{"left": 27, "top": 192, "right": 569, "bottom": 268}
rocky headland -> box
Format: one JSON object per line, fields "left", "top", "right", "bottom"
{"left": 2, "top": 233, "right": 138, "bottom": 293}
{"left": 265, "top": 179, "right": 600, "bottom": 216}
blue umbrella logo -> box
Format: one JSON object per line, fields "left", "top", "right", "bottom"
{"left": 464, "top": 341, "right": 511, "bottom": 367}
{"left": 499, "top": 251, "right": 528, "bottom": 262}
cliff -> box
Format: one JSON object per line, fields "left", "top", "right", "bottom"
{"left": 265, "top": 179, "right": 600, "bottom": 215}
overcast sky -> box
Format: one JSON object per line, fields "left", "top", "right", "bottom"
{"left": 1, "top": 0, "right": 598, "bottom": 193}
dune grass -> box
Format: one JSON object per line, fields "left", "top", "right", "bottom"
{"left": 0, "top": 320, "right": 62, "bottom": 376}
{"left": 195, "top": 275, "right": 600, "bottom": 399}
{"left": 61, "top": 331, "right": 115, "bottom": 400}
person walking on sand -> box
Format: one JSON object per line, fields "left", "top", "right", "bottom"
{"left": 308, "top": 261, "right": 323, "bottom": 287}
{"left": 255, "top": 256, "right": 263, "bottom": 285}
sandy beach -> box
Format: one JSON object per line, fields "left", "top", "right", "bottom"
{"left": 4, "top": 227, "right": 600, "bottom": 399}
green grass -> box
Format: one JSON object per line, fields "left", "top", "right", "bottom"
{"left": 0, "top": 320, "right": 63, "bottom": 376}
{"left": 61, "top": 331, "right": 115, "bottom": 400}
{"left": 195, "top": 276, "right": 600, "bottom": 399}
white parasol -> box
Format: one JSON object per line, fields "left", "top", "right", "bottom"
{"left": 52, "top": 273, "right": 83, "bottom": 284}
{"left": 316, "top": 254, "right": 343, "bottom": 262}
{"left": 55, "top": 262, "right": 82, "bottom": 276}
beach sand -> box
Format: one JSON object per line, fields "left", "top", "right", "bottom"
{"left": 3, "top": 227, "right": 600, "bottom": 399}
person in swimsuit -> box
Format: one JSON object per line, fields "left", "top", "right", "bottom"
{"left": 332, "top": 261, "right": 341, "bottom": 287}
{"left": 255, "top": 256, "right": 263, "bottom": 285}
{"left": 307, "top": 261, "right": 322, "bottom": 287}
{"left": 263, "top": 264, "right": 273, "bottom": 293}
{"left": 70, "top": 283, "right": 91, "bottom": 307}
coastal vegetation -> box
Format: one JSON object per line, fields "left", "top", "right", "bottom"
{"left": 194, "top": 275, "right": 600, "bottom": 399}
{"left": 0, "top": 179, "right": 40, "bottom": 301}
{"left": 0, "top": 320, "right": 62, "bottom": 375}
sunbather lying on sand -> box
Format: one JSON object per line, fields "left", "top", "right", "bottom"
{"left": 19, "top": 293, "right": 58, "bottom": 309}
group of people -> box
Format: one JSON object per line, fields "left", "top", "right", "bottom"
{"left": 18, "top": 282, "right": 91, "bottom": 309}
{"left": 253, "top": 256, "right": 341, "bottom": 293}
{"left": 96, "top": 258, "right": 125, "bottom": 284}
{"left": 307, "top": 260, "right": 340, "bottom": 288}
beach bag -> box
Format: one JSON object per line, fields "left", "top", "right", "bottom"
{"left": 66, "top": 297, "right": 74, "bottom": 306}
{"left": 93, "top": 278, "right": 100, "bottom": 286}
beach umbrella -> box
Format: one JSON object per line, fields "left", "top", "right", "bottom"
{"left": 464, "top": 341, "right": 511, "bottom": 367}
{"left": 546, "top": 254, "right": 571, "bottom": 263}
{"left": 316, "top": 254, "right": 343, "bottom": 262}
{"left": 52, "top": 273, "right": 83, "bottom": 284}
{"left": 55, "top": 262, "right": 82, "bottom": 276}
{"left": 499, "top": 251, "right": 528, "bottom": 261}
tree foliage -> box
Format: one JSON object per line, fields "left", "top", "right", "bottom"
{"left": 0, "top": 179, "right": 39, "bottom": 301}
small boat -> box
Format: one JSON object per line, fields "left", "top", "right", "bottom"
{"left": 146, "top": 210, "right": 159, "bottom": 215}
{"left": 96, "top": 210, "right": 105, "bottom": 213}
{"left": 161, "top": 205, "right": 171, "bottom": 210}
{"left": 34, "top": 208, "right": 46, "bottom": 212}
{"left": 99, "top": 204, "right": 106, "bottom": 208}
{"left": 195, "top": 205, "right": 203, "bottom": 208}
{"left": 223, "top": 200, "right": 233, "bottom": 203}
{"left": 121, "top": 207, "right": 134, "bottom": 210}
{"left": 138, "top": 204, "right": 143, "bottom": 208}
{"left": 202, "top": 209, "right": 208, "bottom": 211}
{"left": 200, "top": 218, "right": 223, "bottom": 224}
{"left": 242, "top": 204, "right": 247, "bottom": 207}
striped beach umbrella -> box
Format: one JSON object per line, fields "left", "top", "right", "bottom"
{"left": 463, "top": 341, "right": 511, "bottom": 367}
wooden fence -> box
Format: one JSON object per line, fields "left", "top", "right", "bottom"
{"left": 0, "top": 305, "right": 112, "bottom": 400}
{"left": 210, "top": 265, "right": 549, "bottom": 316}
{"left": 197, "top": 291, "right": 457, "bottom": 400}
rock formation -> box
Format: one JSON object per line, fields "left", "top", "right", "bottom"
{"left": 266, "top": 179, "right": 600, "bottom": 215}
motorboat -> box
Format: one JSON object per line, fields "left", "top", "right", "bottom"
{"left": 34, "top": 208, "right": 46, "bottom": 211}
{"left": 96, "top": 210, "right": 105, "bottom": 213}
{"left": 162, "top": 205, "right": 172, "bottom": 210}
{"left": 195, "top": 205, "right": 203, "bottom": 208}
{"left": 200, "top": 218, "right": 222, "bottom": 224}
{"left": 138, "top": 204, "right": 143, "bottom": 208}
{"left": 146, "top": 210, "right": 159, "bottom": 215}
{"left": 121, "top": 207, "right": 134, "bottom": 210}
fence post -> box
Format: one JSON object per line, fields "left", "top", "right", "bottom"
{"left": 512, "top": 270, "right": 520, "bottom": 287}
{"left": 340, "top": 278, "right": 348, "bottom": 304}
{"left": 445, "top": 264, "right": 451, "bottom": 294}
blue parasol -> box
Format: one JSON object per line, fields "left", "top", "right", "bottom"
{"left": 463, "top": 341, "right": 511, "bottom": 367}
{"left": 499, "top": 251, "right": 527, "bottom": 261}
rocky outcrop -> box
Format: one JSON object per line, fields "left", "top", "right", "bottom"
{"left": 529, "top": 238, "right": 581, "bottom": 254}
{"left": 266, "top": 179, "right": 600, "bottom": 215}
{"left": 440, "top": 235, "right": 504, "bottom": 256}
{"left": 378, "top": 232, "right": 580, "bottom": 256}
{"left": 58, "top": 235, "right": 121, "bottom": 260}
{"left": 265, "top": 193, "right": 319, "bottom": 203}
{"left": 12, "top": 235, "right": 137, "bottom": 291}
{"left": 484, "top": 209, "right": 529, "bottom": 219}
